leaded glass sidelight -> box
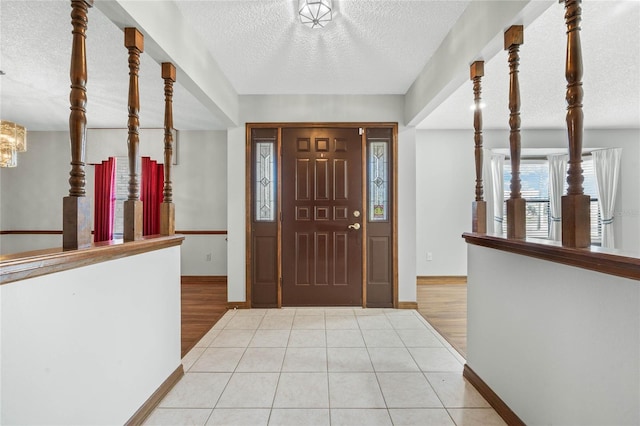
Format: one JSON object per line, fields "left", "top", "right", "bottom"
{"left": 369, "top": 140, "right": 389, "bottom": 221}
{"left": 255, "top": 141, "right": 276, "bottom": 221}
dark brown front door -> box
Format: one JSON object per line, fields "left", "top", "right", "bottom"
{"left": 281, "top": 127, "right": 363, "bottom": 306}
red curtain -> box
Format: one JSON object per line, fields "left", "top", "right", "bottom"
{"left": 141, "top": 157, "right": 164, "bottom": 235}
{"left": 94, "top": 157, "right": 116, "bottom": 242}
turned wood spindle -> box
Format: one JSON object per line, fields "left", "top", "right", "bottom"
{"left": 123, "top": 28, "right": 144, "bottom": 242}
{"left": 504, "top": 25, "right": 526, "bottom": 240}
{"left": 63, "top": 0, "right": 93, "bottom": 250}
{"left": 160, "top": 62, "right": 176, "bottom": 236}
{"left": 470, "top": 61, "right": 486, "bottom": 234}
{"left": 561, "top": 0, "right": 590, "bottom": 248}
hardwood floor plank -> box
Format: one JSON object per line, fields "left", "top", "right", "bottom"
{"left": 180, "top": 277, "right": 227, "bottom": 357}
{"left": 416, "top": 283, "right": 467, "bottom": 358}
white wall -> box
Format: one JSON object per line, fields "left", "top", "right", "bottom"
{"left": 0, "top": 131, "right": 69, "bottom": 253}
{"left": 398, "top": 127, "right": 417, "bottom": 303}
{"left": 415, "top": 129, "right": 475, "bottom": 276}
{"left": 467, "top": 244, "right": 639, "bottom": 425}
{"left": 1, "top": 245, "right": 182, "bottom": 425}
{"left": 0, "top": 129, "right": 229, "bottom": 275}
{"left": 415, "top": 128, "right": 640, "bottom": 276}
{"left": 85, "top": 128, "right": 167, "bottom": 164}
{"left": 226, "top": 94, "right": 417, "bottom": 303}
{"left": 173, "top": 130, "right": 228, "bottom": 275}
{"left": 226, "top": 126, "right": 246, "bottom": 302}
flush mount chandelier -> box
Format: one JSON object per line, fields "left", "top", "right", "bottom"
{"left": 299, "top": 0, "right": 332, "bottom": 29}
{"left": 0, "top": 120, "right": 27, "bottom": 168}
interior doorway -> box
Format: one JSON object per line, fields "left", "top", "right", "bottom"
{"left": 246, "top": 123, "right": 397, "bottom": 308}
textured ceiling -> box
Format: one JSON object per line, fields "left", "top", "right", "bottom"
{"left": 419, "top": 1, "right": 640, "bottom": 130}
{"left": 0, "top": 0, "right": 221, "bottom": 131}
{"left": 0, "top": 1, "right": 638, "bottom": 132}
{"left": 174, "top": 0, "right": 469, "bottom": 95}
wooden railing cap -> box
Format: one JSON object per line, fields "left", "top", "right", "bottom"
{"left": 162, "top": 62, "right": 176, "bottom": 81}
{"left": 124, "top": 27, "right": 144, "bottom": 51}
{"left": 504, "top": 25, "right": 524, "bottom": 49}
{"left": 470, "top": 61, "right": 484, "bottom": 79}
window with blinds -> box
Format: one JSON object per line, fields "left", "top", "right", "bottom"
{"left": 502, "top": 157, "right": 602, "bottom": 244}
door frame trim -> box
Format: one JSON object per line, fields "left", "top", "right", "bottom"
{"left": 245, "top": 122, "right": 398, "bottom": 308}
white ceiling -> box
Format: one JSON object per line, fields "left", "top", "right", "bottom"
{"left": 0, "top": 1, "right": 638, "bottom": 132}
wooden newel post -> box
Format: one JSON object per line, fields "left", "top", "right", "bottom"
{"left": 160, "top": 62, "right": 176, "bottom": 236}
{"left": 504, "top": 25, "right": 526, "bottom": 239}
{"left": 123, "top": 28, "right": 144, "bottom": 242}
{"left": 561, "top": 0, "right": 590, "bottom": 248}
{"left": 470, "top": 61, "right": 487, "bottom": 234}
{"left": 63, "top": 0, "right": 94, "bottom": 250}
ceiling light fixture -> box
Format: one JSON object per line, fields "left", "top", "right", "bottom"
{"left": 1, "top": 120, "right": 28, "bottom": 168}
{"left": 299, "top": 0, "right": 332, "bottom": 29}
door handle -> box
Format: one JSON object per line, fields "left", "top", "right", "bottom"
{"left": 348, "top": 223, "right": 361, "bottom": 230}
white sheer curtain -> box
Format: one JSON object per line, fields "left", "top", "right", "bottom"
{"left": 548, "top": 154, "right": 568, "bottom": 241}
{"left": 482, "top": 149, "right": 494, "bottom": 233}
{"left": 592, "top": 148, "right": 622, "bottom": 248}
{"left": 490, "top": 154, "right": 505, "bottom": 235}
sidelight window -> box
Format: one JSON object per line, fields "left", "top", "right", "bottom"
{"left": 255, "top": 141, "right": 276, "bottom": 221}
{"left": 368, "top": 140, "right": 389, "bottom": 222}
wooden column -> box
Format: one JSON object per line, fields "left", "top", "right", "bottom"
{"left": 123, "top": 28, "right": 144, "bottom": 242}
{"left": 63, "top": 0, "right": 93, "bottom": 250}
{"left": 504, "top": 25, "right": 526, "bottom": 240}
{"left": 561, "top": 0, "right": 590, "bottom": 248}
{"left": 470, "top": 61, "right": 486, "bottom": 234}
{"left": 160, "top": 62, "right": 176, "bottom": 236}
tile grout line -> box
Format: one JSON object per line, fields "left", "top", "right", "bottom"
{"left": 324, "top": 311, "right": 333, "bottom": 425}
{"left": 157, "top": 308, "right": 498, "bottom": 425}
{"left": 209, "top": 311, "right": 264, "bottom": 418}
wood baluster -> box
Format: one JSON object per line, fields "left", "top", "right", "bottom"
{"left": 63, "top": 0, "right": 93, "bottom": 250}
{"left": 561, "top": 0, "right": 590, "bottom": 248}
{"left": 160, "top": 62, "right": 176, "bottom": 236}
{"left": 123, "top": 28, "right": 144, "bottom": 241}
{"left": 504, "top": 25, "right": 526, "bottom": 239}
{"left": 470, "top": 61, "right": 486, "bottom": 234}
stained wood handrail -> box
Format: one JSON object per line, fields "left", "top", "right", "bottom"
{"left": 470, "top": 61, "right": 486, "bottom": 234}
{"left": 463, "top": 233, "right": 639, "bottom": 281}
{"left": 0, "top": 235, "right": 185, "bottom": 286}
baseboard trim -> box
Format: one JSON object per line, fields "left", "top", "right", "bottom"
{"left": 397, "top": 301, "right": 418, "bottom": 309}
{"left": 463, "top": 364, "right": 525, "bottom": 426}
{"left": 181, "top": 275, "right": 227, "bottom": 285}
{"left": 125, "top": 364, "right": 184, "bottom": 426}
{"left": 417, "top": 275, "right": 467, "bottom": 285}
{"left": 227, "top": 301, "right": 251, "bottom": 309}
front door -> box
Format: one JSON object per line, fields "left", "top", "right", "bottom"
{"left": 281, "top": 127, "right": 363, "bottom": 306}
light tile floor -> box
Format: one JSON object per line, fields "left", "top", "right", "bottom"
{"left": 145, "top": 308, "right": 505, "bottom": 426}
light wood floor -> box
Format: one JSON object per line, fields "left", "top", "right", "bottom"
{"left": 416, "top": 284, "right": 467, "bottom": 358}
{"left": 180, "top": 279, "right": 467, "bottom": 359}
